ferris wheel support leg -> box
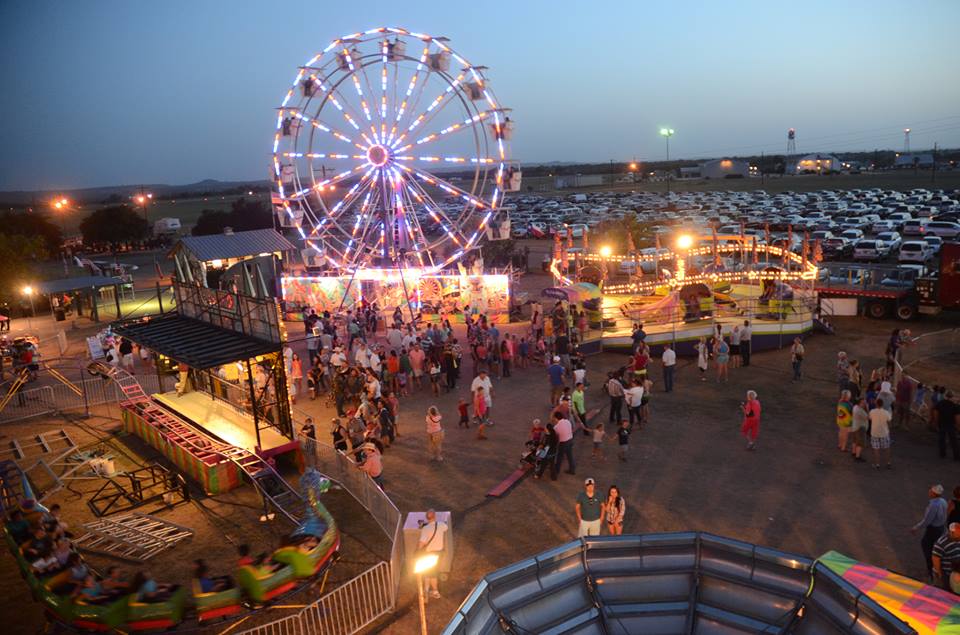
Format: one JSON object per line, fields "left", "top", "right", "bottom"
{"left": 338, "top": 267, "right": 361, "bottom": 314}
{"left": 397, "top": 261, "right": 418, "bottom": 325}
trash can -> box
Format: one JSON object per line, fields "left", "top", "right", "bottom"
{"left": 403, "top": 511, "right": 453, "bottom": 579}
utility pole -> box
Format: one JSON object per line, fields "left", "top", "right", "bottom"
{"left": 761, "top": 152, "right": 765, "bottom": 185}
{"left": 932, "top": 143, "right": 937, "bottom": 184}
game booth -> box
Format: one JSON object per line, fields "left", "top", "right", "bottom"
{"left": 281, "top": 268, "right": 513, "bottom": 325}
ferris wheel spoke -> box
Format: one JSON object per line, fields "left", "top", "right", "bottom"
{"left": 300, "top": 70, "right": 371, "bottom": 140}
{"left": 395, "top": 155, "right": 494, "bottom": 166}
{"left": 394, "top": 110, "right": 493, "bottom": 152}
{"left": 397, "top": 169, "right": 471, "bottom": 249}
{"left": 396, "top": 181, "right": 435, "bottom": 268}
{"left": 285, "top": 164, "right": 367, "bottom": 200}
{"left": 291, "top": 112, "right": 365, "bottom": 150}
{"left": 391, "top": 71, "right": 466, "bottom": 150}
{"left": 394, "top": 163, "right": 488, "bottom": 209}
{"left": 306, "top": 168, "right": 378, "bottom": 242}
{"left": 391, "top": 42, "right": 433, "bottom": 141}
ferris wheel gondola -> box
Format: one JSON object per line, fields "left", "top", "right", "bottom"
{"left": 271, "top": 27, "right": 516, "bottom": 275}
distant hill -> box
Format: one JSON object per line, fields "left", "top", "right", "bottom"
{"left": 0, "top": 179, "right": 272, "bottom": 206}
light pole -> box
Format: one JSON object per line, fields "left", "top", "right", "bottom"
{"left": 660, "top": 128, "right": 674, "bottom": 194}
{"left": 22, "top": 285, "right": 35, "bottom": 330}
{"left": 414, "top": 553, "right": 439, "bottom": 635}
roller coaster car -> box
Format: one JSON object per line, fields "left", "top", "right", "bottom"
{"left": 38, "top": 570, "right": 77, "bottom": 624}
{"left": 234, "top": 562, "right": 295, "bottom": 604}
{"left": 192, "top": 579, "right": 243, "bottom": 623}
{"left": 272, "top": 529, "right": 340, "bottom": 578}
{"left": 70, "top": 593, "right": 129, "bottom": 632}
{"left": 125, "top": 585, "right": 188, "bottom": 631}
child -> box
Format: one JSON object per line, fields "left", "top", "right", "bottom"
{"left": 592, "top": 422, "right": 605, "bottom": 460}
{"left": 457, "top": 397, "right": 470, "bottom": 428}
{"left": 617, "top": 420, "right": 630, "bottom": 462}
{"left": 518, "top": 337, "right": 529, "bottom": 369}
{"left": 913, "top": 383, "right": 929, "bottom": 424}
{"left": 474, "top": 387, "right": 489, "bottom": 440}
{"left": 695, "top": 337, "right": 709, "bottom": 381}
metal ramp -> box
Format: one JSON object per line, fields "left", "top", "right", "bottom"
{"left": 86, "top": 361, "right": 148, "bottom": 404}
{"left": 3, "top": 429, "right": 77, "bottom": 463}
{"left": 73, "top": 512, "right": 194, "bottom": 562}
{"left": 218, "top": 446, "right": 302, "bottom": 524}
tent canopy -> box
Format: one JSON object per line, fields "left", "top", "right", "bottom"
{"left": 35, "top": 276, "right": 123, "bottom": 295}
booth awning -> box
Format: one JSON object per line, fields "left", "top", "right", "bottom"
{"left": 112, "top": 313, "right": 279, "bottom": 369}
{"left": 36, "top": 276, "right": 124, "bottom": 295}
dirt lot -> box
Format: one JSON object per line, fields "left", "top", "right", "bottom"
{"left": 279, "top": 315, "right": 960, "bottom": 633}
{"left": 3, "top": 309, "right": 960, "bottom": 634}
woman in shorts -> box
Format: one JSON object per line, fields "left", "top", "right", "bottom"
{"left": 604, "top": 485, "right": 626, "bottom": 535}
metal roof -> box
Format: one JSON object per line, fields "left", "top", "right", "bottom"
{"left": 173, "top": 229, "right": 296, "bottom": 263}
{"left": 112, "top": 313, "right": 279, "bottom": 369}
{"left": 36, "top": 276, "right": 123, "bottom": 295}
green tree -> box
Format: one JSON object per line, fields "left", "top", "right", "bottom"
{"left": 79, "top": 205, "right": 149, "bottom": 248}
{"left": 0, "top": 233, "right": 47, "bottom": 304}
{"left": 191, "top": 197, "right": 273, "bottom": 236}
{"left": 0, "top": 210, "right": 63, "bottom": 252}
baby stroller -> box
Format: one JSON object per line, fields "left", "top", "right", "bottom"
{"left": 522, "top": 441, "right": 555, "bottom": 479}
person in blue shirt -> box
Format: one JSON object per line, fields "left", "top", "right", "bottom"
{"left": 547, "top": 356, "right": 567, "bottom": 406}
{"left": 631, "top": 323, "right": 646, "bottom": 352}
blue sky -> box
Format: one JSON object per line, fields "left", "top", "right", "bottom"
{"left": 1, "top": 0, "right": 958, "bottom": 190}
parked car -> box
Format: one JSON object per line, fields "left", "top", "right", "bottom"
{"left": 871, "top": 219, "right": 896, "bottom": 234}
{"left": 839, "top": 229, "right": 864, "bottom": 242}
{"left": 875, "top": 231, "right": 902, "bottom": 251}
{"left": 853, "top": 239, "right": 890, "bottom": 261}
{"left": 898, "top": 241, "right": 935, "bottom": 264}
{"left": 902, "top": 218, "right": 931, "bottom": 236}
{"left": 925, "top": 220, "right": 960, "bottom": 239}
{"left": 823, "top": 237, "right": 852, "bottom": 258}
{"left": 923, "top": 235, "right": 943, "bottom": 254}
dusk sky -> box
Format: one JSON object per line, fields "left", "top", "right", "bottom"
{"left": 2, "top": 0, "right": 958, "bottom": 190}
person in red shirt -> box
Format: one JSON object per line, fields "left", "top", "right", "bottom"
{"left": 740, "top": 390, "right": 761, "bottom": 450}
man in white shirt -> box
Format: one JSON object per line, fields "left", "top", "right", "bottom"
{"left": 471, "top": 370, "right": 494, "bottom": 421}
{"left": 661, "top": 343, "right": 676, "bottom": 393}
{"left": 869, "top": 398, "right": 893, "bottom": 468}
{"left": 740, "top": 320, "right": 752, "bottom": 367}
{"left": 551, "top": 410, "right": 575, "bottom": 480}
{"left": 417, "top": 509, "right": 448, "bottom": 599}
{"left": 355, "top": 342, "right": 371, "bottom": 369}
{"left": 386, "top": 326, "right": 403, "bottom": 351}
{"left": 624, "top": 381, "right": 644, "bottom": 429}
{"left": 368, "top": 348, "right": 382, "bottom": 377}
{"left": 330, "top": 347, "right": 347, "bottom": 371}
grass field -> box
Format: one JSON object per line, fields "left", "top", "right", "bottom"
{"left": 520, "top": 170, "right": 960, "bottom": 196}
{"left": 53, "top": 192, "right": 271, "bottom": 235}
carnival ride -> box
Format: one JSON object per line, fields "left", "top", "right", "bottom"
{"left": 547, "top": 231, "right": 824, "bottom": 352}
{"left": 443, "top": 533, "right": 929, "bottom": 635}
{"left": 273, "top": 26, "right": 519, "bottom": 320}
{"left": 0, "top": 463, "right": 339, "bottom": 631}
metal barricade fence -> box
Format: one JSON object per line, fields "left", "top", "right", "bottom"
{"left": 894, "top": 328, "right": 960, "bottom": 418}
{"left": 235, "top": 436, "right": 402, "bottom": 635}
{"left": 1, "top": 372, "right": 176, "bottom": 423}
{"left": 237, "top": 561, "right": 394, "bottom": 635}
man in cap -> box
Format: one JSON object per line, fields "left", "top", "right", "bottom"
{"left": 912, "top": 484, "right": 948, "bottom": 579}
{"left": 576, "top": 478, "right": 604, "bottom": 537}
{"left": 547, "top": 355, "right": 567, "bottom": 406}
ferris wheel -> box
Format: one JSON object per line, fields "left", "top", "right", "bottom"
{"left": 272, "top": 26, "right": 519, "bottom": 275}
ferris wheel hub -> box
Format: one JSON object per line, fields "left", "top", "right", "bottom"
{"left": 366, "top": 144, "right": 389, "bottom": 167}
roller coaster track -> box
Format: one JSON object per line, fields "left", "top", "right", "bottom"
{"left": 87, "top": 362, "right": 302, "bottom": 524}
